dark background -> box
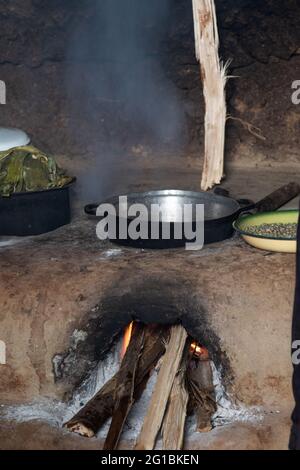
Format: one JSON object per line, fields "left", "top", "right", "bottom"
{"left": 0, "top": 0, "right": 299, "bottom": 200}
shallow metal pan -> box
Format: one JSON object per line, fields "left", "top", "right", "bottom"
{"left": 85, "top": 183, "right": 300, "bottom": 249}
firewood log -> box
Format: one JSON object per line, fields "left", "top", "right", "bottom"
{"left": 135, "top": 325, "right": 188, "bottom": 451}
{"left": 162, "top": 342, "right": 191, "bottom": 450}
{"left": 103, "top": 322, "right": 146, "bottom": 450}
{"left": 64, "top": 324, "right": 169, "bottom": 437}
{"left": 187, "top": 357, "right": 217, "bottom": 433}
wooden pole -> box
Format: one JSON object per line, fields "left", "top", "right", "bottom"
{"left": 192, "top": 0, "right": 227, "bottom": 191}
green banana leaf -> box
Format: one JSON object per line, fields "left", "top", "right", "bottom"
{"left": 0, "top": 146, "right": 73, "bottom": 197}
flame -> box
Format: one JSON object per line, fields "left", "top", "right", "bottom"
{"left": 190, "top": 342, "right": 209, "bottom": 360}
{"left": 121, "top": 322, "right": 134, "bottom": 359}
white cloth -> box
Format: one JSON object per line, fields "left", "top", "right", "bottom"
{"left": 0, "top": 127, "right": 30, "bottom": 151}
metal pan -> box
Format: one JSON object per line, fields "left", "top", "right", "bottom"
{"left": 0, "top": 178, "right": 76, "bottom": 236}
{"left": 84, "top": 183, "right": 300, "bottom": 249}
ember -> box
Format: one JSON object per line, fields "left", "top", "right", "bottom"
{"left": 190, "top": 342, "right": 209, "bottom": 360}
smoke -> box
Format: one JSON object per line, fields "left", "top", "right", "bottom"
{"left": 66, "top": 0, "right": 186, "bottom": 204}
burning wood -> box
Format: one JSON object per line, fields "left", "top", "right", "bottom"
{"left": 64, "top": 322, "right": 217, "bottom": 450}
{"left": 103, "top": 322, "right": 146, "bottom": 450}
{"left": 187, "top": 347, "right": 217, "bottom": 433}
{"left": 190, "top": 342, "right": 210, "bottom": 360}
{"left": 64, "top": 324, "right": 169, "bottom": 439}
{"left": 120, "top": 322, "right": 134, "bottom": 359}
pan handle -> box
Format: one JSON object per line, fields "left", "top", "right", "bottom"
{"left": 237, "top": 182, "right": 300, "bottom": 216}
{"left": 213, "top": 187, "right": 230, "bottom": 198}
{"left": 84, "top": 204, "right": 99, "bottom": 216}
{"left": 254, "top": 182, "right": 300, "bottom": 213}
{"left": 213, "top": 187, "right": 255, "bottom": 208}
{"left": 237, "top": 198, "right": 255, "bottom": 208}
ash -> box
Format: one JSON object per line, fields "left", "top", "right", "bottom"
{"left": 100, "top": 248, "right": 123, "bottom": 259}
{"left": 0, "top": 237, "right": 25, "bottom": 248}
{"left": 211, "top": 363, "right": 262, "bottom": 427}
{"left": 1, "top": 339, "right": 262, "bottom": 441}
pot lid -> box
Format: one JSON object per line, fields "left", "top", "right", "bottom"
{"left": 0, "top": 127, "right": 30, "bottom": 151}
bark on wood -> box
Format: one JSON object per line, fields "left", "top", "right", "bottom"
{"left": 192, "top": 0, "right": 227, "bottom": 191}
{"left": 162, "top": 342, "right": 191, "bottom": 450}
{"left": 187, "top": 357, "right": 217, "bottom": 433}
{"left": 64, "top": 375, "right": 117, "bottom": 437}
{"left": 103, "top": 322, "right": 146, "bottom": 450}
{"left": 135, "top": 325, "right": 188, "bottom": 451}
{"left": 64, "top": 324, "right": 169, "bottom": 437}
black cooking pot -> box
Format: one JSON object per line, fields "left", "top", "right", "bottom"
{"left": 84, "top": 183, "right": 300, "bottom": 249}
{"left": 0, "top": 179, "right": 76, "bottom": 237}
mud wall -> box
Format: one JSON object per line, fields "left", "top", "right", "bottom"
{"left": 0, "top": 0, "right": 299, "bottom": 195}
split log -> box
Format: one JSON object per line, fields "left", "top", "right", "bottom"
{"left": 187, "top": 356, "right": 217, "bottom": 433}
{"left": 135, "top": 325, "right": 188, "bottom": 451}
{"left": 64, "top": 324, "right": 169, "bottom": 438}
{"left": 162, "top": 342, "right": 191, "bottom": 450}
{"left": 192, "top": 0, "right": 227, "bottom": 191}
{"left": 103, "top": 323, "right": 146, "bottom": 450}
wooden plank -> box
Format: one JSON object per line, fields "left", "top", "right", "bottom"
{"left": 192, "top": 0, "right": 227, "bottom": 191}
{"left": 135, "top": 325, "right": 188, "bottom": 451}
{"left": 162, "top": 343, "right": 190, "bottom": 450}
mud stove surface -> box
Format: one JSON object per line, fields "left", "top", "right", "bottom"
{"left": 0, "top": 218, "right": 295, "bottom": 449}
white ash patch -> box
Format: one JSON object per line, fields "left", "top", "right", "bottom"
{"left": 100, "top": 249, "right": 123, "bottom": 259}
{"left": 0, "top": 237, "right": 25, "bottom": 248}
{"left": 71, "top": 330, "right": 88, "bottom": 348}
{"left": 211, "top": 362, "right": 262, "bottom": 427}
{"left": 1, "top": 399, "right": 68, "bottom": 427}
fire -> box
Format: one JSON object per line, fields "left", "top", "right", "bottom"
{"left": 190, "top": 342, "right": 209, "bottom": 360}
{"left": 120, "top": 322, "right": 134, "bottom": 359}
{"left": 120, "top": 323, "right": 209, "bottom": 362}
